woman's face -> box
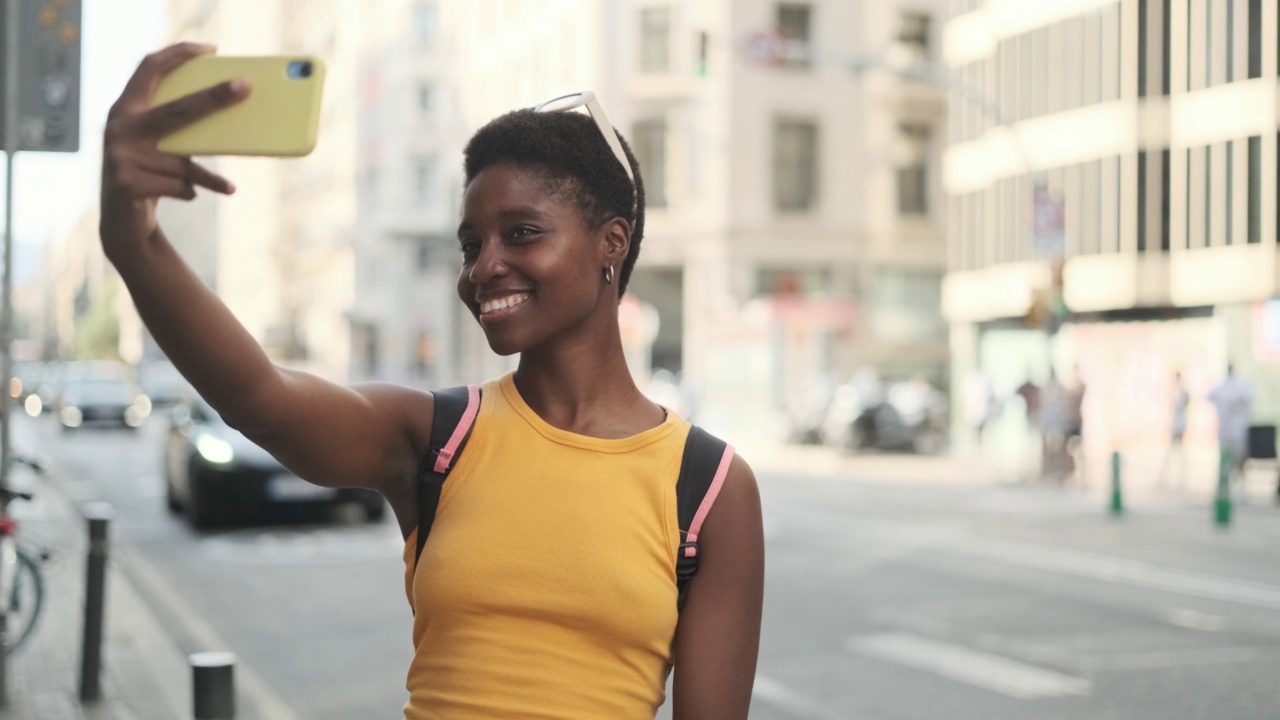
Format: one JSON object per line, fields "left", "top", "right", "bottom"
{"left": 456, "top": 163, "right": 621, "bottom": 356}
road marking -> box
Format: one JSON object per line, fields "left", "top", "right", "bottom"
{"left": 1160, "top": 606, "right": 1227, "bottom": 632}
{"left": 948, "top": 538, "right": 1280, "bottom": 610}
{"left": 1089, "top": 645, "right": 1280, "bottom": 671}
{"left": 117, "top": 543, "right": 302, "bottom": 720}
{"left": 847, "top": 633, "right": 1091, "bottom": 699}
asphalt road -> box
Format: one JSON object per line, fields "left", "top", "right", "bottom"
{"left": 21, "top": 411, "right": 1280, "bottom": 719}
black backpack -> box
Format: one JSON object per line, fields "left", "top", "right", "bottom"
{"left": 414, "top": 385, "right": 733, "bottom": 611}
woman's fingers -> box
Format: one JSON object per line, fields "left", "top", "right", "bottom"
{"left": 135, "top": 153, "right": 235, "bottom": 194}
{"left": 116, "top": 169, "right": 197, "bottom": 201}
{"left": 126, "top": 78, "right": 251, "bottom": 140}
{"left": 113, "top": 42, "right": 217, "bottom": 117}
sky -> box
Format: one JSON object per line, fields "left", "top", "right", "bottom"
{"left": 4, "top": 0, "right": 166, "bottom": 280}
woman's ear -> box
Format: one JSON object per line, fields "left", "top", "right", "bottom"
{"left": 602, "top": 217, "right": 631, "bottom": 268}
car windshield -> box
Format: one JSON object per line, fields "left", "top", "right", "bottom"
{"left": 66, "top": 379, "right": 135, "bottom": 404}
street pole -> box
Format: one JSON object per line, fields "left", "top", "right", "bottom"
{"left": 1, "top": 0, "right": 16, "bottom": 495}
{"left": 0, "top": 0, "right": 16, "bottom": 702}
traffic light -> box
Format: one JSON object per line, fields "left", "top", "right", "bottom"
{"left": 0, "top": 0, "right": 82, "bottom": 152}
{"left": 697, "top": 31, "right": 709, "bottom": 76}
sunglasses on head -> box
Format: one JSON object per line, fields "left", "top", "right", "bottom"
{"left": 533, "top": 91, "right": 637, "bottom": 213}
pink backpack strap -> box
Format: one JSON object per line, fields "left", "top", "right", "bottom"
{"left": 432, "top": 384, "right": 481, "bottom": 474}
{"left": 415, "top": 384, "right": 481, "bottom": 575}
{"left": 683, "top": 444, "right": 734, "bottom": 552}
{"left": 674, "top": 426, "right": 734, "bottom": 610}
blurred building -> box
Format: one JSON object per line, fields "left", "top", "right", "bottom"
{"left": 941, "top": 0, "right": 1280, "bottom": 457}
{"left": 444, "top": 0, "right": 950, "bottom": 435}
{"left": 163, "top": 0, "right": 464, "bottom": 385}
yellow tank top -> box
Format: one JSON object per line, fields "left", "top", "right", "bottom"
{"left": 401, "top": 373, "right": 688, "bottom": 719}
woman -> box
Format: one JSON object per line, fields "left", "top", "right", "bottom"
{"left": 100, "top": 43, "right": 764, "bottom": 719}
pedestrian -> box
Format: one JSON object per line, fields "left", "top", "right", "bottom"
{"left": 1063, "top": 365, "right": 1086, "bottom": 486}
{"left": 99, "top": 44, "right": 764, "bottom": 719}
{"left": 963, "top": 370, "right": 999, "bottom": 452}
{"left": 1039, "top": 369, "right": 1071, "bottom": 483}
{"left": 1158, "top": 371, "right": 1190, "bottom": 489}
{"left": 1208, "top": 364, "right": 1256, "bottom": 501}
{"left": 1015, "top": 372, "right": 1042, "bottom": 480}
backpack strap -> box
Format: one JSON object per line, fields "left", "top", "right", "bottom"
{"left": 675, "top": 425, "right": 735, "bottom": 610}
{"left": 415, "top": 385, "right": 481, "bottom": 570}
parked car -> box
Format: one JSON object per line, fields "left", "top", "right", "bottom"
{"left": 825, "top": 376, "right": 948, "bottom": 455}
{"left": 163, "top": 396, "right": 386, "bottom": 529}
{"left": 56, "top": 376, "right": 152, "bottom": 430}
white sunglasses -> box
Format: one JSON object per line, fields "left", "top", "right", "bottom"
{"left": 533, "top": 91, "right": 637, "bottom": 210}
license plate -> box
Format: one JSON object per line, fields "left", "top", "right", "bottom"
{"left": 266, "top": 474, "right": 336, "bottom": 501}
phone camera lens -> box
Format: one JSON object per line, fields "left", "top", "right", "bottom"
{"left": 287, "top": 60, "right": 313, "bottom": 79}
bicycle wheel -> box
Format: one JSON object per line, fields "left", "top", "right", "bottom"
{"left": 4, "top": 547, "right": 44, "bottom": 656}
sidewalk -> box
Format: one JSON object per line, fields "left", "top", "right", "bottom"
{"left": 746, "top": 437, "right": 1280, "bottom": 510}
{"left": 744, "top": 439, "right": 1017, "bottom": 486}
{"left": 7, "top": 426, "right": 191, "bottom": 720}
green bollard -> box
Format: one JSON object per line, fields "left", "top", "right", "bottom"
{"left": 1110, "top": 451, "right": 1124, "bottom": 516}
{"left": 1214, "top": 448, "right": 1233, "bottom": 527}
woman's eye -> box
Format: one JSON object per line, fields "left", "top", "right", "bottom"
{"left": 510, "top": 226, "right": 540, "bottom": 240}
{"left": 459, "top": 241, "right": 479, "bottom": 258}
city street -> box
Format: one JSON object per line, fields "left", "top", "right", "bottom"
{"left": 22, "top": 411, "right": 1280, "bottom": 719}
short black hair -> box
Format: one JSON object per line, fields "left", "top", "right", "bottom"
{"left": 462, "top": 108, "right": 646, "bottom": 295}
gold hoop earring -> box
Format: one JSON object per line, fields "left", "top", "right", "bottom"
{"left": 604, "top": 265, "right": 615, "bottom": 284}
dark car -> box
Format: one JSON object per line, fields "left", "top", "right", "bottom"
{"left": 163, "top": 397, "right": 386, "bottom": 529}
{"left": 57, "top": 376, "right": 152, "bottom": 430}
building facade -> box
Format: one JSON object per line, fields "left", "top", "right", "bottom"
{"left": 444, "top": 0, "right": 950, "bottom": 438}
{"left": 941, "top": 0, "right": 1280, "bottom": 466}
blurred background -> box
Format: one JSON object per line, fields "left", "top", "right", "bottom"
{"left": 7, "top": 0, "right": 1280, "bottom": 719}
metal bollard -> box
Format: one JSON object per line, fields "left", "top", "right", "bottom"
{"left": 79, "top": 502, "right": 114, "bottom": 702}
{"left": 191, "top": 652, "right": 236, "bottom": 719}
{"left": 1109, "top": 451, "right": 1124, "bottom": 516}
{"left": 1215, "top": 449, "right": 1233, "bottom": 527}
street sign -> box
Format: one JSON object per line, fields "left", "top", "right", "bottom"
{"left": 0, "top": 0, "right": 82, "bottom": 152}
{"left": 1032, "top": 182, "right": 1064, "bottom": 258}
{"left": 742, "top": 29, "right": 784, "bottom": 67}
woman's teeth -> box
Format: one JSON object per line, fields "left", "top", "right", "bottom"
{"left": 480, "top": 294, "right": 529, "bottom": 315}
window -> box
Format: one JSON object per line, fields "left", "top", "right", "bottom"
{"left": 1248, "top": 0, "right": 1262, "bottom": 78}
{"left": 895, "top": 124, "right": 930, "bottom": 215}
{"left": 870, "top": 271, "right": 945, "bottom": 341}
{"left": 1137, "top": 151, "right": 1148, "bottom": 250}
{"left": 774, "top": 119, "right": 818, "bottom": 211}
{"left": 413, "top": 331, "right": 434, "bottom": 374}
{"left": 639, "top": 7, "right": 671, "bottom": 73}
{"left": 413, "top": 2, "right": 438, "bottom": 47}
{"left": 414, "top": 158, "right": 437, "bottom": 207}
{"left": 1138, "top": 0, "right": 1149, "bottom": 96}
{"left": 417, "top": 84, "right": 434, "bottom": 112}
{"left": 1248, "top": 135, "right": 1261, "bottom": 243}
{"left": 777, "top": 3, "right": 813, "bottom": 69}
{"left": 897, "top": 11, "right": 931, "bottom": 60}
{"left": 632, "top": 118, "right": 668, "bottom": 208}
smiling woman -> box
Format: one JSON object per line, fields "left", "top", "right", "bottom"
{"left": 97, "top": 41, "right": 762, "bottom": 720}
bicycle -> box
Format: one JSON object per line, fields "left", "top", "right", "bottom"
{"left": 0, "top": 456, "right": 50, "bottom": 657}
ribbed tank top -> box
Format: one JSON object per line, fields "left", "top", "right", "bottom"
{"left": 401, "top": 373, "right": 689, "bottom": 719}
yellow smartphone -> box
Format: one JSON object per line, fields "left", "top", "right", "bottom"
{"left": 152, "top": 55, "right": 326, "bottom": 157}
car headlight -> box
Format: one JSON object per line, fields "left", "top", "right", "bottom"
{"left": 195, "top": 433, "right": 235, "bottom": 464}
{"left": 133, "top": 394, "right": 153, "bottom": 416}
{"left": 23, "top": 395, "right": 42, "bottom": 417}
{"left": 60, "top": 406, "right": 83, "bottom": 427}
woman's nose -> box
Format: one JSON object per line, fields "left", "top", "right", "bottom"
{"left": 468, "top": 239, "right": 507, "bottom": 285}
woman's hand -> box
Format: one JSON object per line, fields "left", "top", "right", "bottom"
{"left": 99, "top": 42, "right": 249, "bottom": 254}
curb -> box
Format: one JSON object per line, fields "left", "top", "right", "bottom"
{"left": 18, "top": 425, "right": 193, "bottom": 720}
